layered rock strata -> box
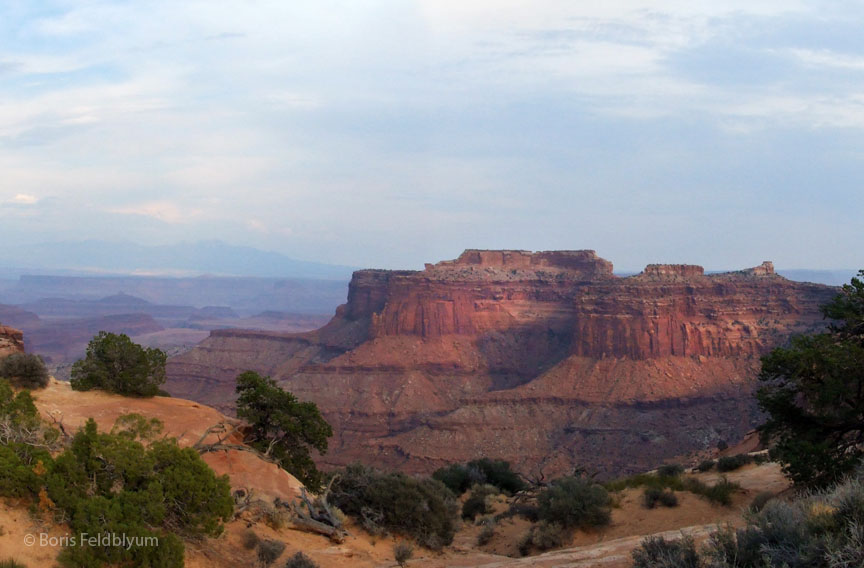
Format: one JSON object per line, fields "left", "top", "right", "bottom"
{"left": 167, "top": 250, "right": 836, "bottom": 477}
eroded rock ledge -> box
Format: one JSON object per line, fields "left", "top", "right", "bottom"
{"left": 167, "top": 250, "right": 836, "bottom": 477}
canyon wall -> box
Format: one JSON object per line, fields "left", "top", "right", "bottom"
{"left": 166, "top": 250, "right": 837, "bottom": 477}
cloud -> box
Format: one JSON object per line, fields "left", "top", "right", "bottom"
{"left": 0, "top": 1, "right": 861, "bottom": 270}
{"left": 108, "top": 201, "right": 202, "bottom": 224}
{"left": 246, "top": 219, "right": 293, "bottom": 237}
{"left": 7, "top": 193, "right": 38, "bottom": 205}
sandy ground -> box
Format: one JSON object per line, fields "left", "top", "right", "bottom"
{"left": 31, "top": 380, "right": 304, "bottom": 503}
{"left": 0, "top": 462, "right": 789, "bottom": 568}
{"left": 2, "top": 381, "right": 790, "bottom": 568}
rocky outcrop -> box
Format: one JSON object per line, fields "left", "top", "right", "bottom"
{"left": 166, "top": 250, "right": 837, "bottom": 477}
{"left": 0, "top": 324, "right": 25, "bottom": 359}
{"left": 33, "top": 380, "right": 303, "bottom": 502}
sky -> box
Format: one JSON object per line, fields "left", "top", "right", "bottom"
{"left": 0, "top": 1, "right": 862, "bottom": 272}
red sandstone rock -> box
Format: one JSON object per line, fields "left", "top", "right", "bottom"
{"left": 0, "top": 325, "right": 25, "bottom": 359}
{"left": 166, "top": 251, "right": 836, "bottom": 477}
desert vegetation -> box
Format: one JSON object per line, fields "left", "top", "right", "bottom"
{"left": 283, "top": 552, "right": 319, "bottom": 568}
{"left": 432, "top": 458, "right": 526, "bottom": 495}
{"left": 630, "top": 270, "right": 864, "bottom": 567}
{"left": 604, "top": 470, "right": 741, "bottom": 507}
{"left": 0, "top": 353, "right": 49, "bottom": 389}
{"left": 462, "top": 483, "right": 501, "bottom": 520}
{"left": 536, "top": 476, "right": 613, "bottom": 529}
{"left": 328, "top": 463, "right": 458, "bottom": 550}
{"left": 758, "top": 269, "right": 864, "bottom": 488}
{"left": 70, "top": 331, "right": 167, "bottom": 397}
{"left": 0, "top": 386, "right": 233, "bottom": 567}
{"left": 632, "top": 470, "right": 864, "bottom": 567}
{"left": 235, "top": 370, "right": 333, "bottom": 491}
{"left": 643, "top": 487, "right": 679, "bottom": 509}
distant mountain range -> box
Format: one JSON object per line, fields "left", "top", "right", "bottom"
{"left": 0, "top": 240, "right": 356, "bottom": 279}
{"left": 776, "top": 269, "right": 859, "bottom": 287}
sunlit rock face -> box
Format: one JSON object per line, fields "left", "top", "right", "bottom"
{"left": 167, "top": 250, "right": 835, "bottom": 478}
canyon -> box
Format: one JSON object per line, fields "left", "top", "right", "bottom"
{"left": 165, "top": 250, "right": 837, "bottom": 477}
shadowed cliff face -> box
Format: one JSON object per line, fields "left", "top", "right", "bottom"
{"left": 166, "top": 251, "right": 836, "bottom": 478}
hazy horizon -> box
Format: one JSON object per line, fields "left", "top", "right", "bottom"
{"left": 2, "top": 2, "right": 862, "bottom": 271}
{"left": 0, "top": 239, "right": 857, "bottom": 280}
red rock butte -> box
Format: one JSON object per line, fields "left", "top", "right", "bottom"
{"left": 166, "top": 250, "right": 836, "bottom": 477}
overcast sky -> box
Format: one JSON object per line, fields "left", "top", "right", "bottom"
{"left": 1, "top": 1, "right": 862, "bottom": 271}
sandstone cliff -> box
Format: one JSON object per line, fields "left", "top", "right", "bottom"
{"left": 166, "top": 250, "right": 836, "bottom": 477}
{"left": 0, "top": 324, "right": 25, "bottom": 359}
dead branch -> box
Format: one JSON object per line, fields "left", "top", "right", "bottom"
{"left": 48, "top": 412, "right": 71, "bottom": 441}
{"left": 193, "top": 422, "right": 240, "bottom": 449}
{"left": 285, "top": 483, "right": 347, "bottom": 543}
{"left": 195, "top": 442, "right": 281, "bottom": 465}
{"left": 232, "top": 487, "right": 254, "bottom": 518}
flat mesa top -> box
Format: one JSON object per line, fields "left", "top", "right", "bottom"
{"left": 414, "top": 250, "right": 776, "bottom": 281}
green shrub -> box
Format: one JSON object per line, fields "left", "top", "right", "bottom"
{"left": 0, "top": 379, "right": 56, "bottom": 498}
{"left": 700, "top": 477, "right": 739, "bottom": 506}
{"left": 659, "top": 491, "right": 679, "bottom": 508}
{"left": 705, "top": 503, "right": 818, "bottom": 567}
{"left": 146, "top": 438, "right": 234, "bottom": 537}
{"left": 498, "top": 501, "right": 539, "bottom": 522}
{"left": 0, "top": 559, "right": 27, "bottom": 568}
{"left": 0, "top": 379, "right": 41, "bottom": 427}
{"left": 749, "top": 491, "right": 774, "bottom": 513}
{"left": 643, "top": 487, "right": 678, "bottom": 509}
{"left": 604, "top": 472, "right": 684, "bottom": 493}
{"left": 681, "top": 476, "right": 739, "bottom": 506}
{"left": 657, "top": 464, "right": 684, "bottom": 477}
{"left": 241, "top": 529, "right": 260, "bottom": 550}
{"left": 257, "top": 539, "right": 286, "bottom": 566}
{"left": 528, "top": 521, "right": 569, "bottom": 551}
{"left": 825, "top": 521, "right": 864, "bottom": 568}
{"left": 0, "top": 390, "right": 234, "bottom": 568}
{"left": 697, "top": 459, "right": 716, "bottom": 472}
{"left": 717, "top": 454, "right": 751, "bottom": 472}
{"left": 285, "top": 552, "right": 318, "bottom": 568}
{"left": 640, "top": 464, "right": 864, "bottom": 566}
{"left": 48, "top": 419, "right": 233, "bottom": 567}
{"left": 283, "top": 552, "right": 318, "bottom": 568}
{"left": 477, "top": 520, "right": 495, "bottom": 546}
{"left": 536, "top": 477, "right": 611, "bottom": 529}
{"left": 461, "top": 496, "right": 488, "bottom": 520}
{"left": 516, "top": 521, "right": 569, "bottom": 555}
{"left": 70, "top": 332, "right": 166, "bottom": 397}
{"left": 643, "top": 487, "right": 663, "bottom": 509}
{"left": 0, "top": 354, "right": 49, "bottom": 389}
{"left": 604, "top": 468, "right": 738, "bottom": 507}
{"left": 631, "top": 535, "right": 700, "bottom": 568}
{"left": 432, "top": 458, "right": 525, "bottom": 495}
{"left": 432, "top": 463, "right": 472, "bottom": 495}
{"left": 462, "top": 484, "right": 498, "bottom": 520}
{"left": 0, "top": 444, "right": 52, "bottom": 498}
{"left": 393, "top": 541, "right": 414, "bottom": 567}
{"left": 330, "top": 464, "right": 458, "bottom": 549}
